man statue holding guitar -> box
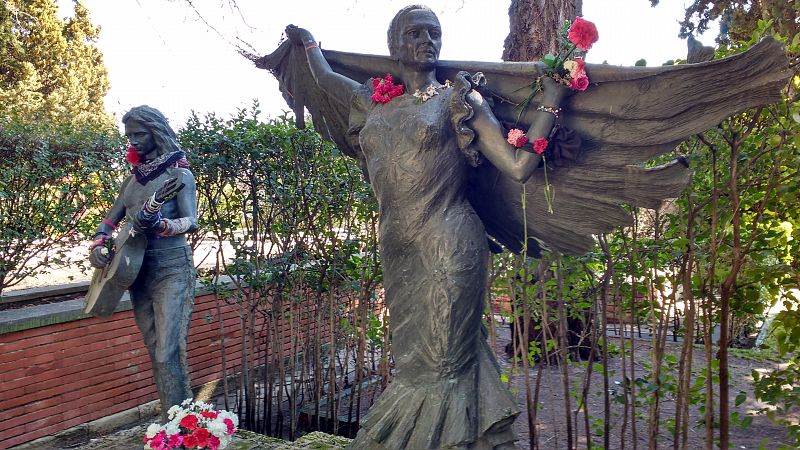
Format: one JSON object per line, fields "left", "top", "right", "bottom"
{"left": 87, "top": 105, "right": 198, "bottom": 422}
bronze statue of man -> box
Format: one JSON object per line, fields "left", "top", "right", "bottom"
{"left": 88, "top": 105, "right": 198, "bottom": 421}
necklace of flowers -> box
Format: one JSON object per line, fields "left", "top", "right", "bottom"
{"left": 412, "top": 79, "right": 453, "bottom": 103}
{"left": 507, "top": 129, "right": 555, "bottom": 214}
{"left": 371, "top": 73, "right": 405, "bottom": 103}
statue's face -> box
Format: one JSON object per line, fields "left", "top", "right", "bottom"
{"left": 394, "top": 9, "right": 441, "bottom": 70}
{"left": 124, "top": 120, "right": 157, "bottom": 160}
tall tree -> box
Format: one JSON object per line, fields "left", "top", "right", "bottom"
{"left": 0, "top": 0, "right": 112, "bottom": 127}
{"left": 502, "top": 0, "right": 582, "bottom": 61}
{"left": 0, "top": 0, "right": 121, "bottom": 296}
{"left": 501, "top": 2, "right": 584, "bottom": 448}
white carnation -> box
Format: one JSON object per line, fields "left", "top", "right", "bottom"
{"left": 207, "top": 420, "right": 227, "bottom": 437}
{"left": 167, "top": 405, "right": 181, "bottom": 419}
{"left": 145, "top": 423, "right": 161, "bottom": 439}
{"left": 164, "top": 422, "right": 180, "bottom": 436}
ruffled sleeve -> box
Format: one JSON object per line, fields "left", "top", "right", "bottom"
{"left": 449, "top": 71, "right": 484, "bottom": 167}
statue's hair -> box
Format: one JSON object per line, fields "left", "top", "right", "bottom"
{"left": 387, "top": 5, "right": 439, "bottom": 58}
{"left": 122, "top": 105, "right": 182, "bottom": 155}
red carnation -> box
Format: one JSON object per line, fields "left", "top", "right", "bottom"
{"left": 533, "top": 137, "right": 549, "bottom": 154}
{"left": 126, "top": 145, "right": 141, "bottom": 165}
{"left": 568, "top": 17, "right": 599, "bottom": 51}
{"left": 180, "top": 413, "right": 199, "bottom": 430}
{"left": 390, "top": 84, "right": 405, "bottom": 97}
{"left": 183, "top": 434, "right": 199, "bottom": 448}
{"left": 371, "top": 74, "right": 404, "bottom": 103}
{"left": 193, "top": 427, "right": 210, "bottom": 448}
{"left": 201, "top": 411, "right": 219, "bottom": 419}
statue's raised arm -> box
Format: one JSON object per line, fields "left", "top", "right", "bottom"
{"left": 284, "top": 25, "right": 361, "bottom": 107}
{"left": 256, "top": 6, "right": 790, "bottom": 449}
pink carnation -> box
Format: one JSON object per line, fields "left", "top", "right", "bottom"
{"left": 506, "top": 128, "right": 529, "bottom": 148}
{"left": 223, "top": 418, "right": 236, "bottom": 434}
{"left": 533, "top": 137, "right": 549, "bottom": 154}
{"left": 569, "top": 58, "right": 586, "bottom": 78}
{"left": 208, "top": 435, "right": 221, "bottom": 450}
{"left": 167, "top": 433, "right": 183, "bottom": 448}
{"left": 568, "top": 17, "right": 599, "bottom": 51}
{"left": 147, "top": 431, "right": 166, "bottom": 449}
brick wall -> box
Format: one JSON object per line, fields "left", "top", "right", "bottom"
{"left": 0, "top": 288, "right": 333, "bottom": 449}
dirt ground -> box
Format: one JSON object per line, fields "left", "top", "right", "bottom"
{"left": 491, "top": 321, "right": 794, "bottom": 450}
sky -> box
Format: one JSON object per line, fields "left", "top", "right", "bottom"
{"left": 57, "top": 0, "right": 718, "bottom": 129}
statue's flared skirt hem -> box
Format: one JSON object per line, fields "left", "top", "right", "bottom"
{"left": 347, "top": 342, "right": 519, "bottom": 449}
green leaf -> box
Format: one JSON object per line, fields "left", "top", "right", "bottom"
{"left": 735, "top": 391, "right": 747, "bottom": 407}
{"left": 542, "top": 53, "right": 558, "bottom": 68}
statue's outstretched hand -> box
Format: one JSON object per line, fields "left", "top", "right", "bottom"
{"left": 285, "top": 25, "right": 315, "bottom": 46}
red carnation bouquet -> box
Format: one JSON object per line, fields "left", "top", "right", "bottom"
{"left": 143, "top": 399, "right": 237, "bottom": 450}
{"left": 540, "top": 16, "right": 598, "bottom": 91}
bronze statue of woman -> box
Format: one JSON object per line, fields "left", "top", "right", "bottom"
{"left": 286, "top": 5, "right": 568, "bottom": 448}
{"left": 259, "top": 4, "right": 789, "bottom": 449}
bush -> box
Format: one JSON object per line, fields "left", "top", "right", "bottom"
{"left": 0, "top": 114, "right": 124, "bottom": 295}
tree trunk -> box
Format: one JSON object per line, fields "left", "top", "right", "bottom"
{"left": 502, "top": 0, "right": 582, "bottom": 61}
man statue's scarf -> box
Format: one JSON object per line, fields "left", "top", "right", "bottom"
{"left": 133, "top": 151, "right": 190, "bottom": 185}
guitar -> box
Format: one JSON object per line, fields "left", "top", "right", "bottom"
{"left": 84, "top": 174, "right": 185, "bottom": 317}
{"left": 84, "top": 222, "right": 147, "bottom": 317}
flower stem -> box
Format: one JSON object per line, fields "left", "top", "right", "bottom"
{"left": 522, "top": 183, "right": 528, "bottom": 255}
{"left": 542, "top": 154, "right": 554, "bottom": 214}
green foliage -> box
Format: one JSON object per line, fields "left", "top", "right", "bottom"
{"left": 0, "top": 114, "right": 124, "bottom": 295}
{"left": 650, "top": 0, "right": 797, "bottom": 46}
{"left": 492, "top": 13, "right": 799, "bottom": 445}
{"left": 0, "top": 0, "right": 112, "bottom": 127}
{"left": 0, "top": 1, "right": 120, "bottom": 296}
{"left": 179, "top": 104, "right": 381, "bottom": 434}
{"left": 181, "top": 104, "right": 378, "bottom": 291}
{"left": 752, "top": 363, "right": 800, "bottom": 444}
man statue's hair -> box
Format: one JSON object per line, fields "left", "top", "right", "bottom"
{"left": 122, "top": 105, "right": 183, "bottom": 155}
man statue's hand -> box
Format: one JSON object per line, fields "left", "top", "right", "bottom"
{"left": 88, "top": 240, "right": 111, "bottom": 268}
{"left": 154, "top": 176, "right": 185, "bottom": 203}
